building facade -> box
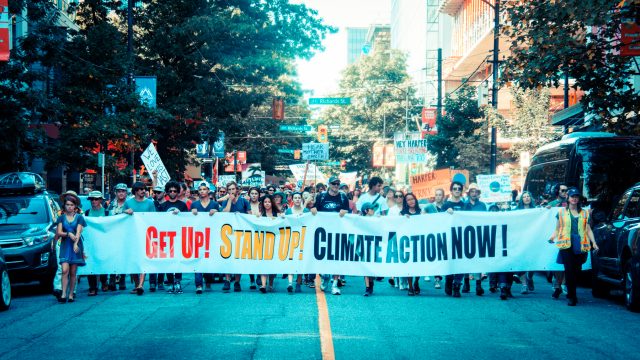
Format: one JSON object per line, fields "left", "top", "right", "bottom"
{"left": 346, "top": 27, "right": 368, "bottom": 65}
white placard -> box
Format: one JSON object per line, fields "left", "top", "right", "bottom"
{"left": 140, "top": 143, "right": 171, "bottom": 188}
{"left": 394, "top": 132, "right": 430, "bottom": 163}
{"left": 288, "top": 163, "right": 328, "bottom": 184}
{"left": 477, "top": 174, "right": 512, "bottom": 203}
{"left": 217, "top": 175, "right": 237, "bottom": 187}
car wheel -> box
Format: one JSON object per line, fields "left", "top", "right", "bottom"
{"left": 624, "top": 262, "right": 640, "bottom": 312}
{"left": 0, "top": 269, "right": 11, "bottom": 311}
{"left": 591, "top": 254, "right": 608, "bottom": 298}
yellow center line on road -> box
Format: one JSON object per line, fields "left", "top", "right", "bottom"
{"left": 315, "top": 275, "right": 335, "bottom": 360}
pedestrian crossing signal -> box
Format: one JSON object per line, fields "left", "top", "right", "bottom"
{"left": 294, "top": 149, "right": 301, "bottom": 160}
{"left": 317, "top": 125, "right": 328, "bottom": 143}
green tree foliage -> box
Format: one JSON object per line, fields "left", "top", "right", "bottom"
{"left": 0, "top": 0, "right": 67, "bottom": 172}
{"left": 320, "top": 50, "right": 418, "bottom": 174}
{"left": 503, "top": 0, "right": 640, "bottom": 134}
{"left": 134, "top": 0, "right": 334, "bottom": 178}
{"left": 491, "top": 87, "right": 562, "bottom": 159}
{"left": 427, "top": 85, "right": 488, "bottom": 176}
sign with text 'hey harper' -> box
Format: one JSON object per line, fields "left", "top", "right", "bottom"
{"left": 394, "top": 132, "right": 430, "bottom": 163}
{"left": 140, "top": 143, "right": 170, "bottom": 188}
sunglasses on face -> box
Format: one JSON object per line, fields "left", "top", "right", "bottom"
{"left": 559, "top": 189, "right": 568, "bottom": 192}
{"left": 331, "top": 182, "right": 340, "bottom": 186}
{"left": 153, "top": 191, "right": 163, "bottom": 194}
{"left": 452, "top": 187, "right": 462, "bottom": 191}
{"left": 89, "top": 198, "right": 101, "bottom": 201}
{"left": 394, "top": 194, "right": 403, "bottom": 198}
{"left": 167, "top": 189, "right": 179, "bottom": 193}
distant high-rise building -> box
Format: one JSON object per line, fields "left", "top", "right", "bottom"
{"left": 365, "top": 24, "right": 391, "bottom": 56}
{"left": 346, "top": 27, "right": 368, "bottom": 64}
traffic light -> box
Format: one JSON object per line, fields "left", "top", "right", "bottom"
{"left": 340, "top": 160, "right": 346, "bottom": 170}
{"left": 317, "top": 125, "right": 328, "bottom": 143}
{"left": 294, "top": 149, "right": 301, "bottom": 160}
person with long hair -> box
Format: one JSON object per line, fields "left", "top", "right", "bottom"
{"left": 548, "top": 188, "right": 599, "bottom": 306}
{"left": 516, "top": 191, "right": 537, "bottom": 295}
{"left": 284, "top": 192, "right": 309, "bottom": 293}
{"left": 258, "top": 195, "right": 282, "bottom": 293}
{"left": 56, "top": 192, "right": 87, "bottom": 303}
{"left": 400, "top": 193, "right": 423, "bottom": 296}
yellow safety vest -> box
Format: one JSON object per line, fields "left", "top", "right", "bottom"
{"left": 556, "top": 208, "right": 591, "bottom": 252}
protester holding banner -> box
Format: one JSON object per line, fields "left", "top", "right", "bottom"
{"left": 273, "top": 191, "right": 288, "bottom": 213}
{"left": 442, "top": 181, "right": 466, "bottom": 297}
{"left": 361, "top": 202, "right": 378, "bottom": 297}
{"left": 179, "top": 182, "right": 192, "bottom": 210}
{"left": 548, "top": 183, "right": 569, "bottom": 299}
{"left": 221, "top": 181, "right": 251, "bottom": 292}
{"left": 423, "top": 188, "right": 445, "bottom": 289}
{"left": 284, "top": 192, "right": 309, "bottom": 293}
{"left": 387, "top": 189, "right": 404, "bottom": 217}
{"left": 56, "top": 192, "right": 86, "bottom": 303}
{"left": 515, "top": 191, "right": 537, "bottom": 295}
{"left": 157, "top": 181, "right": 189, "bottom": 294}
{"left": 107, "top": 183, "right": 129, "bottom": 291}
{"left": 400, "top": 193, "right": 423, "bottom": 296}
{"left": 85, "top": 191, "right": 108, "bottom": 296}
{"left": 248, "top": 187, "right": 261, "bottom": 215}
{"left": 123, "top": 182, "right": 157, "bottom": 295}
{"left": 548, "top": 188, "right": 599, "bottom": 306}
{"left": 463, "top": 183, "right": 488, "bottom": 297}
{"left": 257, "top": 195, "right": 282, "bottom": 294}
{"left": 191, "top": 182, "right": 220, "bottom": 294}
{"left": 311, "top": 176, "right": 350, "bottom": 295}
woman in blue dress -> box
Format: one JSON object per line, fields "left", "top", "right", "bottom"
{"left": 56, "top": 192, "right": 87, "bottom": 303}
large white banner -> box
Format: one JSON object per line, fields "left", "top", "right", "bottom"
{"left": 78, "top": 209, "right": 583, "bottom": 276}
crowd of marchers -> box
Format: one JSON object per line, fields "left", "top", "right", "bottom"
{"left": 52, "top": 175, "right": 596, "bottom": 307}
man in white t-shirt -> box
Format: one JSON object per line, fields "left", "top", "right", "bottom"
{"left": 356, "top": 176, "right": 389, "bottom": 215}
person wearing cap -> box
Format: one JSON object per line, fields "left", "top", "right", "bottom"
{"left": 462, "top": 183, "right": 488, "bottom": 297}
{"left": 356, "top": 177, "right": 388, "bottom": 216}
{"left": 122, "top": 182, "right": 156, "bottom": 295}
{"left": 107, "top": 183, "right": 129, "bottom": 291}
{"left": 190, "top": 181, "right": 220, "bottom": 294}
{"left": 311, "top": 176, "right": 351, "bottom": 296}
{"left": 442, "top": 181, "right": 466, "bottom": 298}
{"left": 56, "top": 191, "right": 87, "bottom": 303}
{"left": 273, "top": 191, "right": 288, "bottom": 212}
{"left": 548, "top": 188, "right": 599, "bottom": 306}
{"left": 84, "top": 191, "right": 109, "bottom": 296}
{"left": 152, "top": 185, "right": 166, "bottom": 211}
{"left": 361, "top": 202, "right": 378, "bottom": 296}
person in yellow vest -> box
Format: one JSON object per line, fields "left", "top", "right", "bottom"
{"left": 548, "top": 188, "right": 599, "bottom": 306}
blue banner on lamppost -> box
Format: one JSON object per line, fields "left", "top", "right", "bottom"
{"left": 134, "top": 76, "right": 157, "bottom": 108}
{"left": 213, "top": 131, "right": 225, "bottom": 158}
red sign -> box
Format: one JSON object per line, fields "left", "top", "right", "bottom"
{"left": 0, "top": 0, "right": 9, "bottom": 62}
{"left": 236, "top": 151, "right": 247, "bottom": 164}
{"left": 272, "top": 98, "right": 284, "bottom": 120}
{"left": 421, "top": 107, "right": 438, "bottom": 136}
{"left": 621, "top": 21, "right": 640, "bottom": 56}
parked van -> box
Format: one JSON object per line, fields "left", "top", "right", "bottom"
{"left": 524, "top": 132, "right": 640, "bottom": 221}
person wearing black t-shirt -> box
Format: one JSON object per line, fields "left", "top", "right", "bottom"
{"left": 157, "top": 181, "right": 189, "bottom": 294}
{"left": 442, "top": 181, "right": 466, "bottom": 298}
{"left": 220, "top": 181, "right": 250, "bottom": 292}
{"left": 310, "top": 176, "right": 350, "bottom": 295}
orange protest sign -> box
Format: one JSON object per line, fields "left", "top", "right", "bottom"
{"left": 410, "top": 169, "right": 469, "bottom": 200}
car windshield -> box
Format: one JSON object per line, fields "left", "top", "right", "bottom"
{"left": 0, "top": 197, "right": 49, "bottom": 225}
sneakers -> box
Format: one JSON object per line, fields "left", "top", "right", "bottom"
{"left": 166, "top": 284, "right": 175, "bottom": 294}
{"left": 175, "top": 282, "right": 183, "bottom": 294}
{"left": 331, "top": 286, "right": 341, "bottom": 295}
{"left": 259, "top": 286, "right": 267, "bottom": 294}
{"left": 521, "top": 284, "right": 529, "bottom": 294}
{"left": 434, "top": 279, "right": 442, "bottom": 289}
{"left": 552, "top": 287, "right": 562, "bottom": 299}
{"left": 363, "top": 287, "right": 372, "bottom": 296}
{"left": 233, "top": 281, "right": 241, "bottom": 292}
{"left": 388, "top": 278, "right": 395, "bottom": 286}
{"left": 287, "top": 284, "right": 293, "bottom": 293}
{"left": 424, "top": 276, "right": 431, "bottom": 282}
{"left": 196, "top": 285, "right": 203, "bottom": 294}
{"left": 319, "top": 277, "right": 327, "bottom": 291}
{"left": 222, "top": 280, "right": 231, "bottom": 292}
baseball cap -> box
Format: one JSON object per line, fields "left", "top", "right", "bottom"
{"left": 114, "top": 183, "right": 128, "bottom": 191}
{"left": 361, "top": 202, "right": 379, "bottom": 212}
{"left": 329, "top": 176, "right": 340, "bottom": 184}
{"left": 567, "top": 188, "right": 581, "bottom": 197}
{"left": 153, "top": 185, "right": 164, "bottom": 192}
{"left": 87, "top": 191, "right": 103, "bottom": 199}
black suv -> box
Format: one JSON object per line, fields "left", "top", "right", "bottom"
{"left": 0, "top": 172, "right": 60, "bottom": 290}
{"left": 592, "top": 182, "right": 640, "bottom": 312}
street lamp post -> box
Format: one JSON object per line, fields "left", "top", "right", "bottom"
{"left": 480, "top": 0, "right": 500, "bottom": 175}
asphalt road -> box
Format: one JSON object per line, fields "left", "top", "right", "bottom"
{"left": 1, "top": 274, "right": 638, "bottom": 360}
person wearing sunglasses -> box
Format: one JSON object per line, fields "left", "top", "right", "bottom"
{"left": 157, "top": 181, "right": 189, "bottom": 294}
{"left": 106, "top": 183, "right": 129, "bottom": 291}
{"left": 387, "top": 190, "right": 404, "bottom": 217}
{"left": 442, "top": 181, "right": 466, "bottom": 298}
{"left": 546, "top": 183, "right": 569, "bottom": 299}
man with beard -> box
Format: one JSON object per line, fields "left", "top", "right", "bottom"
{"left": 158, "top": 181, "right": 189, "bottom": 294}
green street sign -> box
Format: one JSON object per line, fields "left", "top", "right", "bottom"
{"left": 277, "top": 149, "right": 295, "bottom": 154}
{"left": 309, "top": 97, "right": 351, "bottom": 105}
{"left": 324, "top": 161, "right": 340, "bottom": 166}
{"left": 279, "top": 124, "right": 313, "bottom": 132}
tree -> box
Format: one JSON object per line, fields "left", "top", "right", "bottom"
{"left": 503, "top": 0, "right": 640, "bottom": 134}
{"left": 134, "top": 0, "right": 334, "bottom": 178}
{"left": 320, "top": 50, "right": 418, "bottom": 175}
{"left": 0, "top": 0, "right": 67, "bottom": 172}
{"left": 427, "top": 85, "right": 488, "bottom": 176}
{"left": 491, "top": 87, "right": 562, "bottom": 159}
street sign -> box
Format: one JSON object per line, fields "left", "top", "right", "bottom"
{"left": 279, "top": 124, "right": 313, "bottom": 132}
{"left": 302, "top": 143, "right": 329, "bottom": 161}
{"left": 97, "top": 153, "right": 105, "bottom": 167}
{"left": 277, "top": 149, "right": 295, "bottom": 154}
{"left": 308, "top": 97, "right": 351, "bottom": 105}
